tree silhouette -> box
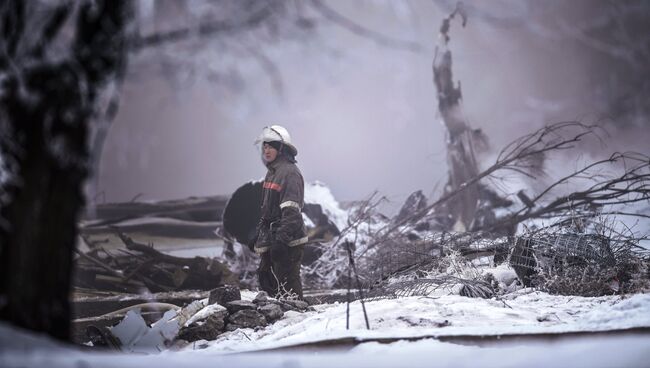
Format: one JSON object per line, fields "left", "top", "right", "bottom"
{"left": 0, "top": 0, "right": 132, "bottom": 341}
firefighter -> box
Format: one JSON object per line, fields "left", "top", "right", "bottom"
{"left": 253, "top": 125, "right": 307, "bottom": 299}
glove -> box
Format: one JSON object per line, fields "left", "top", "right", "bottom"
{"left": 253, "top": 225, "right": 274, "bottom": 254}
{"left": 270, "top": 241, "right": 289, "bottom": 264}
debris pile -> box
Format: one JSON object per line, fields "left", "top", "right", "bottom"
{"left": 74, "top": 232, "right": 237, "bottom": 293}
{"left": 81, "top": 286, "right": 311, "bottom": 351}
{"left": 71, "top": 176, "right": 649, "bottom": 351}
{"left": 298, "top": 184, "right": 649, "bottom": 300}
{"left": 355, "top": 221, "right": 649, "bottom": 300}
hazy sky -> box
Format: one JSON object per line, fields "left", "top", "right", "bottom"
{"left": 97, "top": 1, "right": 650, "bottom": 211}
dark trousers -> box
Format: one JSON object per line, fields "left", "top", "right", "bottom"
{"left": 258, "top": 244, "right": 304, "bottom": 299}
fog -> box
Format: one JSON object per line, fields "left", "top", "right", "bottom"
{"left": 97, "top": 0, "right": 650, "bottom": 212}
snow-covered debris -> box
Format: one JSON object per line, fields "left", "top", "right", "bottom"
{"left": 100, "top": 289, "right": 322, "bottom": 350}
{"left": 226, "top": 310, "right": 267, "bottom": 331}
{"left": 225, "top": 300, "right": 257, "bottom": 313}
{"left": 109, "top": 299, "right": 207, "bottom": 353}
{"left": 305, "top": 181, "right": 349, "bottom": 231}
{"left": 258, "top": 303, "right": 284, "bottom": 323}
{"left": 110, "top": 309, "right": 179, "bottom": 354}
{"left": 184, "top": 303, "right": 227, "bottom": 327}
{"left": 189, "top": 291, "right": 650, "bottom": 354}
{"left": 483, "top": 264, "right": 519, "bottom": 290}
{"left": 208, "top": 284, "right": 241, "bottom": 307}
{"left": 174, "top": 300, "right": 207, "bottom": 326}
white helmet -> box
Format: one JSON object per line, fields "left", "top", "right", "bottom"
{"left": 256, "top": 125, "right": 298, "bottom": 156}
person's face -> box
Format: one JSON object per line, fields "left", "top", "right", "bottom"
{"left": 262, "top": 142, "right": 278, "bottom": 163}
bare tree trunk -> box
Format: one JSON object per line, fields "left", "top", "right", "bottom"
{"left": 0, "top": 0, "right": 132, "bottom": 341}
{"left": 0, "top": 129, "right": 86, "bottom": 340}
{"left": 432, "top": 7, "right": 480, "bottom": 231}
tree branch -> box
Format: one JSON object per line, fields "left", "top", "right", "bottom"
{"left": 129, "top": 2, "right": 278, "bottom": 51}
{"left": 309, "top": 0, "right": 422, "bottom": 53}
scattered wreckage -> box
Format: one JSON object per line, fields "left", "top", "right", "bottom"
{"left": 77, "top": 286, "right": 310, "bottom": 351}
{"left": 76, "top": 181, "right": 340, "bottom": 294}
{"left": 72, "top": 181, "right": 342, "bottom": 346}
{"left": 73, "top": 177, "right": 650, "bottom": 350}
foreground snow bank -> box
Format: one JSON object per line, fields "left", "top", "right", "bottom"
{"left": 2, "top": 292, "right": 650, "bottom": 367}
{"left": 1, "top": 323, "right": 649, "bottom": 368}
{"left": 191, "top": 292, "right": 650, "bottom": 353}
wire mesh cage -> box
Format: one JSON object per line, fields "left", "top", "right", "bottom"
{"left": 512, "top": 232, "right": 609, "bottom": 267}
{"left": 510, "top": 231, "right": 628, "bottom": 289}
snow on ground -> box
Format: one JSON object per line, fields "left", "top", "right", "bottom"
{"left": 2, "top": 332, "right": 650, "bottom": 368}
{"left": 186, "top": 291, "right": 650, "bottom": 354}
{"left": 2, "top": 291, "right": 650, "bottom": 367}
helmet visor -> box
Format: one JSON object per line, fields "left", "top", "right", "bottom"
{"left": 254, "top": 126, "right": 285, "bottom": 149}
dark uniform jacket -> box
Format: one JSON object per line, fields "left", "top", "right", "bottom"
{"left": 254, "top": 155, "right": 308, "bottom": 253}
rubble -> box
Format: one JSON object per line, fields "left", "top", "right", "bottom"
{"left": 110, "top": 309, "right": 181, "bottom": 354}
{"left": 70, "top": 173, "right": 648, "bottom": 351}
{"left": 70, "top": 185, "right": 350, "bottom": 349}
{"left": 281, "top": 299, "right": 310, "bottom": 312}
{"left": 73, "top": 231, "right": 237, "bottom": 293}
{"left": 252, "top": 291, "right": 269, "bottom": 303}
{"left": 209, "top": 285, "right": 241, "bottom": 306}
{"left": 257, "top": 303, "right": 284, "bottom": 323}
{"left": 394, "top": 190, "right": 427, "bottom": 224}
{"left": 177, "top": 308, "right": 228, "bottom": 342}
{"left": 226, "top": 310, "right": 268, "bottom": 331}
{"left": 83, "top": 196, "right": 228, "bottom": 228}
{"left": 75, "top": 288, "right": 332, "bottom": 347}
{"left": 225, "top": 300, "right": 257, "bottom": 314}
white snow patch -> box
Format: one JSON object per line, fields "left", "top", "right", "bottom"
{"left": 483, "top": 264, "right": 519, "bottom": 289}
{"left": 304, "top": 181, "right": 349, "bottom": 231}
{"left": 185, "top": 291, "right": 650, "bottom": 354}
{"left": 184, "top": 303, "right": 227, "bottom": 327}
{"left": 579, "top": 294, "right": 650, "bottom": 330}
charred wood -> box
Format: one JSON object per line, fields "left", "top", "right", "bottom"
{"left": 83, "top": 195, "right": 229, "bottom": 224}
{"left": 73, "top": 231, "right": 237, "bottom": 294}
